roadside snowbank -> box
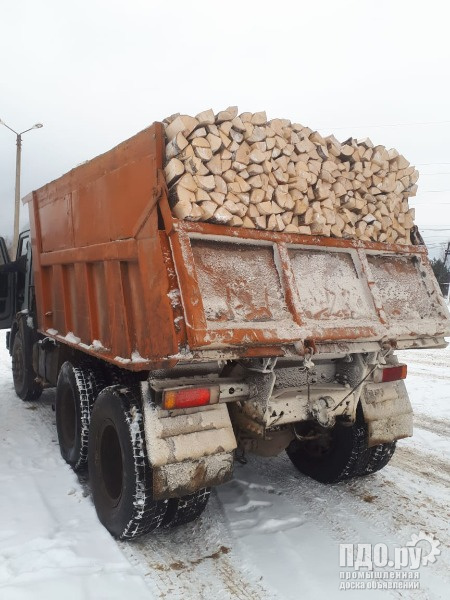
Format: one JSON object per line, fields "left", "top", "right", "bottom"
{"left": 0, "top": 331, "right": 154, "bottom": 600}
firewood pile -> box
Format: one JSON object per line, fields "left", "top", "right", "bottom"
{"left": 163, "top": 107, "right": 418, "bottom": 244}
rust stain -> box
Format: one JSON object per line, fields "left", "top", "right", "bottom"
{"left": 362, "top": 494, "right": 378, "bottom": 503}
{"left": 169, "top": 561, "right": 186, "bottom": 571}
{"left": 189, "top": 546, "right": 230, "bottom": 565}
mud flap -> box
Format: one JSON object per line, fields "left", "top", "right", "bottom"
{"left": 360, "top": 380, "right": 413, "bottom": 446}
{"left": 141, "top": 383, "right": 237, "bottom": 500}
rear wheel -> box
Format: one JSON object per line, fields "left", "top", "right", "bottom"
{"left": 362, "top": 442, "right": 396, "bottom": 475}
{"left": 55, "top": 362, "right": 100, "bottom": 471}
{"left": 162, "top": 489, "right": 211, "bottom": 529}
{"left": 88, "top": 386, "right": 167, "bottom": 539}
{"left": 12, "top": 329, "right": 43, "bottom": 401}
{"left": 286, "top": 407, "right": 395, "bottom": 483}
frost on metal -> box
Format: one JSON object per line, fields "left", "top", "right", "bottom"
{"left": 131, "top": 351, "right": 147, "bottom": 363}
{"left": 113, "top": 356, "right": 131, "bottom": 364}
{"left": 167, "top": 289, "right": 181, "bottom": 308}
{"left": 289, "top": 250, "right": 373, "bottom": 322}
{"left": 64, "top": 332, "right": 81, "bottom": 345}
{"left": 191, "top": 239, "right": 292, "bottom": 328}
{"left": 91, "top": 339, "right": 107, "bottom": 351}
{"left": 112, "top": 352, "right": 149, "bottom": 364}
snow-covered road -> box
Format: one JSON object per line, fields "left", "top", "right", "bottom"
{"left": 0, "top": 329, "right": 448, "bottom": 600}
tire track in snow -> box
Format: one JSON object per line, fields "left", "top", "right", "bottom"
{"left": 407, "top": 369, "right": 450, "bottom": 382}
{"left": 414, "top": 413, "right": 450, "bottom": 439}
{"left": 29, "top": 391, "right": 450, "bottom": 597}
{"left": 390, "top": 445, "right": 450, "bottom": 488}
{"left": 120, "top": 499, "right": 272, "bottom": 600}
{"left": 397, "top": 349, "right": 450, "bottom": 371}
{"left": 220, "top": 456, "right": 449, "bottom": 599}
{"left": 28, "top": 391, "right": 272, "bottom": 599}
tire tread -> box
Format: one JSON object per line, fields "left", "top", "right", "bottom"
{"left": 162, "top": 488, "right": 211, "bottom": 529}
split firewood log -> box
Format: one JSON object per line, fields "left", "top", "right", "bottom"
{"left": 164, "top": 107, "right": 419, "bottom": 245}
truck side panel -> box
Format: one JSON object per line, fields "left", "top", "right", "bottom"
{"left": 25, "top": 123, "right": 179, "bottom": 368}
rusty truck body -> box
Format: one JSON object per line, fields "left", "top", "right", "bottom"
{"left": 1, "top": 122, "right": 449, "bottom": 538}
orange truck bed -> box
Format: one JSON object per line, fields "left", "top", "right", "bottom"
{"left": 24, "top": 123, "right": 450, "bottom": 371}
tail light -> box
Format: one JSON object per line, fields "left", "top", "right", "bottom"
{"left": 374, "top": 364, "right": 407, "bottom": 383}
{"left": 162, "top": 387, "right": 213, "bottom": 410}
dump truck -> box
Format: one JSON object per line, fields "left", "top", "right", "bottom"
{"left": 1, "top": 122, "right": 449, "bottom": 539}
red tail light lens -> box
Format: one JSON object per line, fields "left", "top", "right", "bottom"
{"left": 375, "top": 364, "right": 407, "bottom": 383}
{"left": 163, "top": 387, "right": 211, "bottom": 410}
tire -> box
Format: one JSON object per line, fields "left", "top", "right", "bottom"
{"left": 88, "top": 386, "right": 167, "bottom": 539}
{"left": 286, "top": 406, "right": 395, "bottom": 483}
{"left": 362, "top": 442, "right": 396, "bottom": 475}
{"left": 162, "top": 488, "right": 211, "bottom": 529}
{"left": 11, "top": 329, "right": 43, "bottom": 401}
{"left": 55, "top": 362, "right": 98, "bottom": 471}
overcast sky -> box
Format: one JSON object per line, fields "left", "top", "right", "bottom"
{"left": 1, "top": 0, "right": 449, "bottom": 258}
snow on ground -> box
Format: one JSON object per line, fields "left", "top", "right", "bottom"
{"left": 0, "top": 328, "right": 449, "bottom": 599}
{"left": 0, "top": 333, "right": 153, "bottom": 600}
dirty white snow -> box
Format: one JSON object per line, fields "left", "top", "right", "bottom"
{"left": 0, "top": 333, "right": 152, "bottom": 600}
{"left": 0, "top": 329, "right": 448, "bottom": 599}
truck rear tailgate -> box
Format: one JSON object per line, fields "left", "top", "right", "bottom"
{"left": 170, "top": 221, "right": 450, "bottom": 352}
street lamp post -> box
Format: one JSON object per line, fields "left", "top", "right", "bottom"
{"left": 0, "top": 119, "right": 43, "bottom": 254}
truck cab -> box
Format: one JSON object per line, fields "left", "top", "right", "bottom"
{"left": 0, "top": 237, "right": 14, "bottom": 331}
{"left": 0, "top": 230, "right": 43, "bottom": 402}
{"left": 0, "top": 230, "right": 33, "bottom": 334}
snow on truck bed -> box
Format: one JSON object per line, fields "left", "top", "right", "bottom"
{"left": 0, "top": 329, "right": 449, "bottom": 600}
